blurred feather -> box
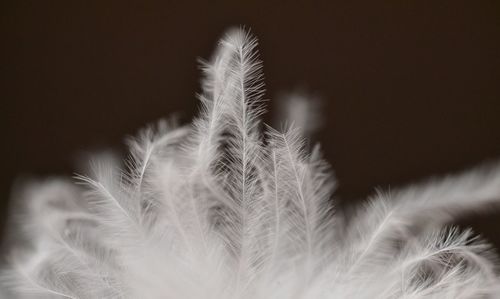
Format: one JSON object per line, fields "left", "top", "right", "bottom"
{"left": 2, "top": 28, "right": 500, "bottom": 299}
{"left": 275, "top": 91, "right": 323, "bottom": 139}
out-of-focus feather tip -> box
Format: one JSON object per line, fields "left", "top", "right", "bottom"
{"left": 2, "top": 28, "right": 500, "bottom": 299}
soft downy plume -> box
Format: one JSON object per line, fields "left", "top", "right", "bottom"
{"left": 2, "top": 28, "right": 500, "bottom": 299}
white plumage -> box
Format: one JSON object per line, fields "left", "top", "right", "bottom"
{"left": 2, "top": 28, "right": 500, "bottom": 299}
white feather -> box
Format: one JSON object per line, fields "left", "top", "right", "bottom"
{"left": 2, "top": 28, "right": 500, "bottom": 299}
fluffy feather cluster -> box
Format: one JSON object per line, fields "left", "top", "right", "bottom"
{"left": 2, "top": 29, "right": 500, "bottom": 299}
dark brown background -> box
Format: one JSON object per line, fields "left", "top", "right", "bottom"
{"left": 1, "top": 1, "right": 499, "bottom": 247}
